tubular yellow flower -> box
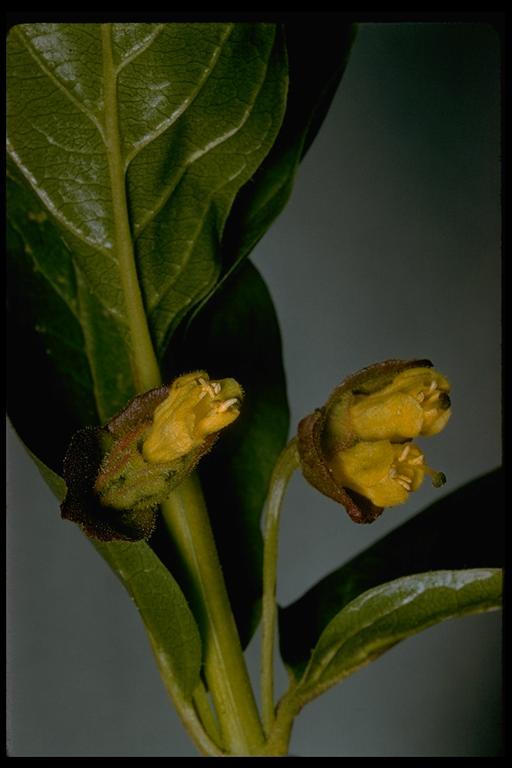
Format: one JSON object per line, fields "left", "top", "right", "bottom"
{"left": 348, "top": 367, "right": 451, "bottom": 441}
{"left": 329, "top": 440, "right": 445, "bottom": 508}
{"left": 143, "top": 371, "right": 243, "bottom": 464}
{"left": 297, "top": 360, "right": 451, "bottom": 524}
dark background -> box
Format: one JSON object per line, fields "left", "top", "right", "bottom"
{"left": 7, "top": 22, "right": 502, "bottom": 756}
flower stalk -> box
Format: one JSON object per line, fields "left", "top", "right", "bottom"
{"left": 261, "top": 438, "right": 300, "bottom": 734}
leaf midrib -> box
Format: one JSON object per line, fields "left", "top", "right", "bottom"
{"left": 100, "top": 23, "right": 161, "bottom": 394}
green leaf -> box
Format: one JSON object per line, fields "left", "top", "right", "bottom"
{"left": 198, "top": 22, "right": 356, "bottom": 310}
{"left": 279, "top": 468, "right": 504, "bottom": 676}
{"left": 294, "top": 568, "right": 502, "bottom": 706}
{"left": 7, "top": 171, "right": 101, "bottom": 473}
{"left": 94, "top": 539, "right": 202, "bottom": 701}
{"left": 7, "top": 21, "right": 288, "bottom": 430}
{"left": 13, "top": 436, "right": 203, "bottom": 702}
{"left": 157, "top": 260, "right": 289, "bottom": 647}
{"left": 26, "top": 443, "right": 68, "bottom": 502}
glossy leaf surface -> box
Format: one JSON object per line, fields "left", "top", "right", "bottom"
{"left": 280, "top": 468, "right": 504, "bottom": 676}
{"left": 295, "top": 568, "right": 502, "bottom": 703}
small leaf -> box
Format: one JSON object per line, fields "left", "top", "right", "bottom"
{"left": 94, "top": 539, "right": 202, "bottom": 701}
{"left": 279, "top": 468, "right": 504, "bottom": 676}
{"left": 14, "top": 440, "right": 203, "bottom": 702}
{"left": 295, "top": 568, "right": 502, "bottom": 705}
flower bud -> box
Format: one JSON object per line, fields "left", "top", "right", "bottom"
{"left": 297, "top": 360, "right": 450, "bottom": 524}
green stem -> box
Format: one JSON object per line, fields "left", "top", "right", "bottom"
{"left": 192, "top": 681, "right": 223, "bottom": 750}
{"left": 261, "top": 438, "right": 300, "bottom": 734}
{"left": 154, "top": 655, "right": 224, "bottom": 756}
{"left": 101, "top": 23, "right": 161, "bottom": 393}
{"left": 262, "top": 687, "right": 302, "bottom": 756}
{"left": 162, "top": 475, "right": 266, "bottom": 755}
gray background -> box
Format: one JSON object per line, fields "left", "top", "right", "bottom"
{"left": 7, "top": 23, "right": 502, "bottom": 756}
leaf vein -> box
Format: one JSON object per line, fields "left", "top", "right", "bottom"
{"left": 14, "top": 26, "right": 106, "bottom": 143}
{"left": 115, "top": 23, "right": 165, "bottom": 75}
{"left": 123, "top": 24, "right": 234, "bottom": 170}
{"left": 7, "top": 140, "right": 112, "bottom": 255}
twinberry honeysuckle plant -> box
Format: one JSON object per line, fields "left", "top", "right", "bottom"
{"left": 6, "top": 22, "right": 502, "bottom": 757}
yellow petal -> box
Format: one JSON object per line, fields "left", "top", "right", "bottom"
{"left": 143, "top": 372, "right": 242, "bottom": 464}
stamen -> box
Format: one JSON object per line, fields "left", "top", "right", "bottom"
{"left": 212, "top": 382, "right": 221, "bottom": 395}
{"left": 410, "top": 455, "right": 424, "bottom": 465}
{"left": 424, "top": 466, "right": 446, "bottom": 487}
{"left": 217, "top": 398, "right": 239, "bottom": 413}
{"left": 397, "top": 473, "right": 412, "bottom": 484}
{"left": 396, "top": 478, "right": 412, "bottom": 490}
{"left": 398, "top": 444, "right": 411, "bottom": 462}
{"left": 428, "top": 380, "right": 437, "bottom": 393}
{"left": 416, "top": 392, "right": 425, "bottom": 403}
{"left": 199, "top": 379, "right": 217, "bottom": 399}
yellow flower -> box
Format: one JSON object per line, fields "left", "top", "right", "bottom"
{"left": 329, "top": 440, "right": 445, "bottom": 508}
{"left": 348, "top": 367, "right": 451, "bottom": 441}
{"left": 297, "top": 360, "right": 451, "bottom": 522}
{"left": 143, "top": 371, "right": 243, "bottom": 464}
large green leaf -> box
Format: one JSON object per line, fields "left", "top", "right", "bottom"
{"left": 279, "top": 468, "right": 504, "bottom": 676}
{"left": 294, "top": 568, "right": 502, "bottom": 706}
{"left": 157, "top": 259, "right": 289, "bottom": 646}
{"left": 7, "top": 21, "right": 287, "bottom": 427}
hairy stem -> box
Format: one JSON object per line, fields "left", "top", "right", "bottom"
{"left": 262, "top": 687, "right": 302, "bottom": 756}
{"left": 162, "top": 475, "right": 266, "bottom": 755}
{"left": 261, "top": 438, "right": 300, "bottom": 734}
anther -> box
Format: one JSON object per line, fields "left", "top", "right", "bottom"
{"left": 398, "top": 444, "right": 411, "bottom": 462}
{"left": 217, "top": 398, "right": 239, "bottom": 413}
